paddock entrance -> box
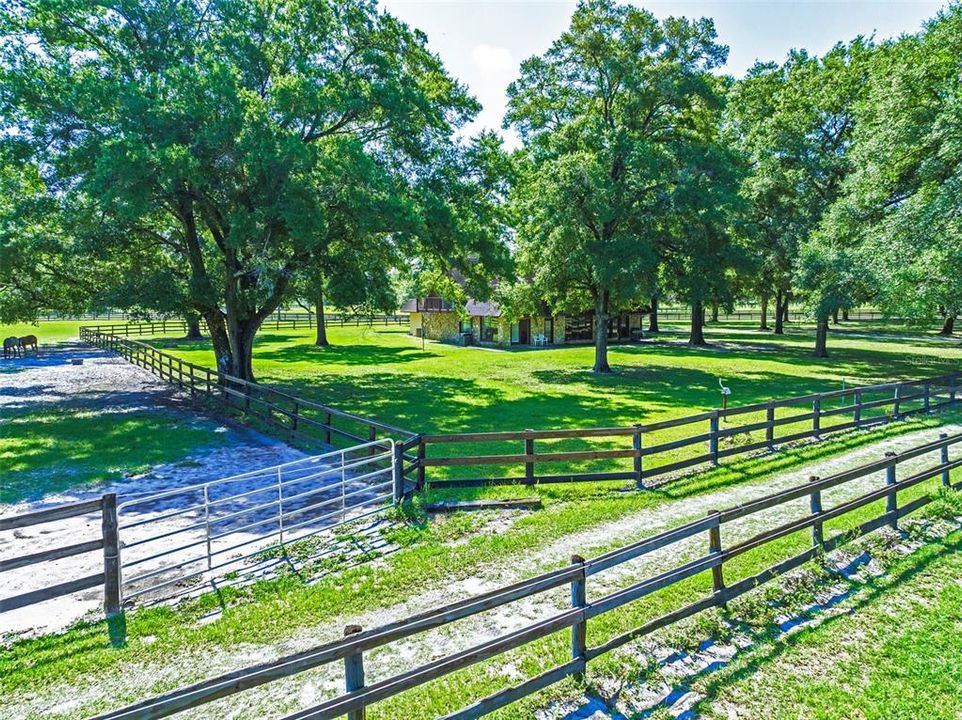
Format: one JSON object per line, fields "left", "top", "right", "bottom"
{"left": 116, "top": 440, "right": 399, "bottom": 603}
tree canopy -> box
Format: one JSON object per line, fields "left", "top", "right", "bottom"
{"left": 0, "top": 0, "right": 508, "bottom": 379}
{"left": 505, "top": 0, "right": 729, "bottom": 371}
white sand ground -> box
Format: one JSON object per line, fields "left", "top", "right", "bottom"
{"left": 2, "top": 343, "right": 318, "bottom": 636}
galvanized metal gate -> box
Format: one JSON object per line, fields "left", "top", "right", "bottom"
{"left": 116, "top": 440, "right": 397, "bottom": 602}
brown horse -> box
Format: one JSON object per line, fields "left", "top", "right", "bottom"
{"left": 19, "top": 335, "right": 38, "bottom": 353}
{"left": 3, "top": 336, "right": 21, "bottom": 359}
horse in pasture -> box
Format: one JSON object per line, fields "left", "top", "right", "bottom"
{"left": 19, "top": 334, "right": 38, "bottom": 353}
{"left": 3, "top": 336, "right": 22, "bottom": 359}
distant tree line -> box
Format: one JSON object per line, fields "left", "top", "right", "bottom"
{"left": 1, "top": 0, "right": 958, "bottom": 375}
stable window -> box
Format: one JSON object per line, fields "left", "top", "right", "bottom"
{"left": 480, "top": 317, "right": 498, "bottom": 342}
{"left": 459, "top": 318, "right": 473, "bottom": 333}
{"left": 564, "top": 315, "right": 593, "bottom": 342}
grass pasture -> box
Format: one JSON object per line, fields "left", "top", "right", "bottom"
{"left": 2, "top": 316, "right": 961, "bottom": 718}
{"left": 144, "top": 318, "right": 962, "bottom": 495}
{"left": 0, "top": 409, "right": 227, "bottom": 504}
{"left": 2, "top": 419, "right": 960, "bottom": 719}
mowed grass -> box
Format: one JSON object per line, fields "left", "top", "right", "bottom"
{"left": 0, "top": 320, "right": 85, "bottom": 345}
{"left": 0, "top": 408, "right": 227, "bottom": 504}
{"left": 151, "top": 320, "right": 961, "bottom": 435}
{"left": 4, "top": 318, "right": 957, "bottom": 437}
{"left": 2, "top": 316, "right": 960, "bottom": 717}
{"left": 145, "top": 318, "right": 961, "bottom": 493}
{"left": 698, "top": 526, "right": 962, "bottom": 720}
{"left": 1, "top": 416, "right": 959, "bottom": 719}
{"left": 0, "top": 320, "right": 228, "bottom": 504}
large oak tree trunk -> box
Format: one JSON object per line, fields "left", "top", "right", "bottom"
{"left": 842, "top": 308, "right": 849, "bottom": 322}
{"left": 774, "top": 289, "right": 785, "bottom": 335}
{"left": 813, "top": 314, "right": 830, "bottom": 357}
{"left": 184, "top": 312, "right": 203, "bottom": 339}
{"left": 689, "top": 300, "right": 707, "bottom": 346}
{"left": 940, "top": 312, "right": 956, "bottom": 336}
{"left": 832, "top": 308, "right": 839, "bottom": 324}
{"left": 315, "top": 286, "right": 329, "bottom": 346}
{"left": 783, "top": 293, "right": 791, "bottom": 323}
{"left": 648, "top": 295, "right": 659, "bottom": 333}
{"left": 203, "top": 310, "right": 233, "bottom": 375}
{"left": 710, "top": 301, "right": 719, "bottom": 323}
{"left": 759, "top": 293, "right": 769, "bottom": 331}
{"left": 224, "top": 316, "right": 259, "bottom": 382}
{"left": 593, "top": 292, "right": 611, "bottom": 373}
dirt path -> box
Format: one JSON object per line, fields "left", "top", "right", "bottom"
{"left": 8, "top": 422, "right": 960, "bottom": 720}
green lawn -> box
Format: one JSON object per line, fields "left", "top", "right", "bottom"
{"left": 0, "top": 320, "right": 85, "bottom": 344}
{"left": 0, "top": 408, "right": 228, "bottom": 504}
{"left": 697, "top": 526, "right": 962, "bottom": 720}
{"left": 2, "top": 316, "right": 960, "bottom": 717}
{"left": 149, "top": 321, "right": 960, "bottom": 436}
{"left": 2, "top": 419, "right": 959, "bottom": 719}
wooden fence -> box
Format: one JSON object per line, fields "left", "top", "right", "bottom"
{"left": 91, "top": 431, "right": 962, "bottom": 720}
{"left": 655, "top": 307, "right": 886, "bottom": 323}
{"left": 79, "top": 328, "right": 421, "bottom": 481}
{"left": 69, "top": 314, "right": 408, "bottom": 336}
{"left": 0, "top": 495, "right": 122, "bottom": 616}
{"left": 418, "top": 373, "right": 962, "bottom": 488}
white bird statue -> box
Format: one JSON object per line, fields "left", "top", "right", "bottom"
{"left": 718, "top": 378, "right": 731, "bottom": 412}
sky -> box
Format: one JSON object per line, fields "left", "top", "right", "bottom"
{"left": 379, "top": 0, "right": 946, "bottom": 146}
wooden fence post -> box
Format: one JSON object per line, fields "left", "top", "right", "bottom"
{"left": 368, "top": 425, "right": 377, "bottom": 456}
{"left": 812, "top": 396, "right": 821, "bottom": 438}
{"left": 102, "top": 494, "right": 123, "bottom": 617}
{"left": 709, "top": 411, "right": 720, "bottom": 466}
{"left": 633, "top": 425, "right": 644, "bottom": 489}
{"left": 417, "top": 437, "right": 426, "bottom": 492}
{"left": 923, "top": 382, "right": 931, "bottom": 413}
{"left": 766, "top": 403, "right": 775, "bottom": 451}
{"left": 707, "top": 511, "right": 724, "bottom": 595}
{"left": 893, "top": 384, "right": 903, "bottom": 419}
{"left": 854, "top": 389, "right": 862, "bottom": 426}
{"left": 291, "top": 401, "right": 299, "bottom": 435}
{"left": 324, "top": 413, "right": 333, "bottom": 446}
{"left": 951, "top": 375, "right": 958, "bottom": 405}
{"left": 344, "top": 625, "right": 366, "bottom": 720}
{"left": 809, "top": 475, "right": 823, "bottom": 548}
{"left": 885, "top": 452, "right": 898, "bottom": 531}
{"left": 940, "top": 433, "right": 950, "bottom": 487}
{"left": 570, "top": 554, "right": 587, "bottom": 682}
{"left": 525, "top": 430, "right": 535, "bottom": 482}
{"left": 392, "top": 441, "right": 405, "bottom": 503}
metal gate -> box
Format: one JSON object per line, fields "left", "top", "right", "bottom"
{"left": 116, "top": 440, "right": 396, "bottom": 603}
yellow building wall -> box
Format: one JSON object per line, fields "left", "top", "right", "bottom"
{"left": 422, "top": 312, "right": 460, "bottom": 342}
{"left": 409, "top": 312, "right": 422, "bottom": 337}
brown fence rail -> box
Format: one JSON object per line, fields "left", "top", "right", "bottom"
{"left": 0, "top": 495, "right": 121, "bottom": 616}
{"left": 72, "top": 314, "right": 407, "bottom": 337}
{"left": 655, "top": 307, "right": 888, "bottom": 323}
{"left": 79, "top": 328, "right": 420, "bottom": 484}
{"left": 90, "top": 431, "right": 962, "bottom": 720}
{"left": 418, "top": 373, "right": 962, "bottom": 488}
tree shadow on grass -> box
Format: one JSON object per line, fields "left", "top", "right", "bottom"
{"left": 254, "top": 342, "right": 434, "bottom": 367}
{"left": 689, "top": 533, "right": 962, "bottom": 715}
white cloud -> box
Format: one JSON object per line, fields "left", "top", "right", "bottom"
{"left": 471, "top": 43, "right": 513, "bottom": 73}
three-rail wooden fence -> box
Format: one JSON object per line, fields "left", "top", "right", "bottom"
{"left": 91, "top": 431, "right": 962, "bottom": 720}
{"left": 81, "top": 322, "right": 962, "bottom": 493}
{"left": 0, "top": 495, "right": 123, "bottom": 616}
{"left": 417, "top": 372, "right": 962, "bottom": 488}
{"left": 73, "top": 313, "right": 408, "bottom": 337}
{"left": 79, "top": 327, "right": 420, "bottom": 474}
